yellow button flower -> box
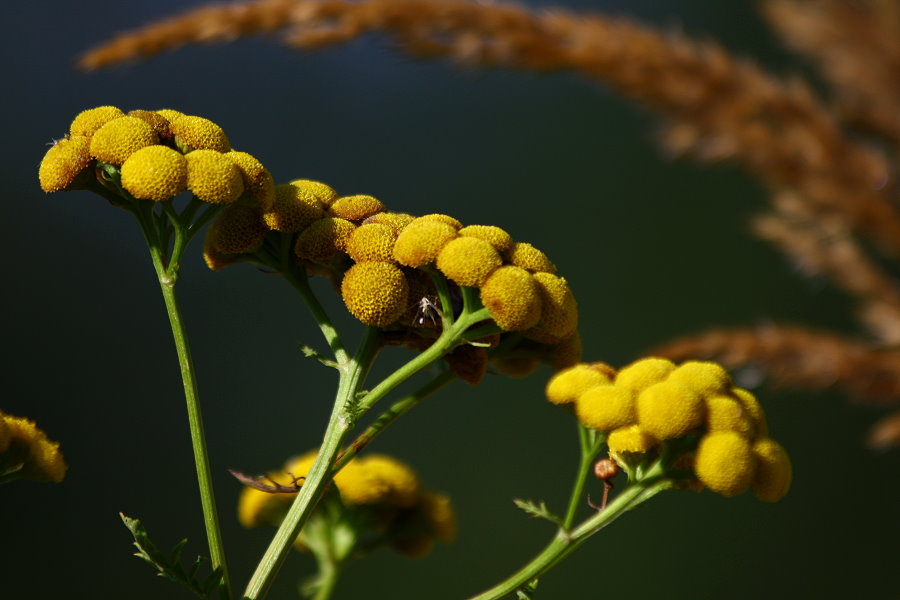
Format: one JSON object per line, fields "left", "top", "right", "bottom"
{"left": 607, "top": 424, "right": 657, "bottom": 454}
{"left": 207, "top": 201, "right": 268, "bottom": 255}
{"left": 346, "top": 223, "right": 397, "bottom": 263}
{"left": 69, "top": 105, "right": 125, "bottom": 136}
{"left": 393, "top": 219, "right": 458, "bottom": 267}
{"left": 120, "top": 145, "right": 187, "bottom": 201}
{"left": 170, "top": 115, "right": 230, "bottom": 152}
{"left": 226, "top": 151, "right": 275, "bottom": 212}
{"left": 694, "top": 431, "right": 756, "bottom": 497}
{"left": 436, "top": 236, "right": 502, "bottom": 287}
{"left": 185, "top": 149, "right": 244, "bottom": 204}
{"left": 127, "top": 109, "right": 172, "bottom": 139}
{"left": 329, "top": 194, "right": 385, "bottom": 221}
{"left": 458, "top": 225, "right": 514, "bottom": 252}
{"left": 263, "top": 183, "right": 326, "bottom": 232}
{"left": 364, "top": 211, "right": 416, "bottom": 233}
{"left": 704, "top": 394, "right": 754, "bottom": 438}
{"left": 295, "top": 217, "right": 356, "bottom": 260}
{"left": 575, "top": 384, "right": 635, "bottom": 432}
{"left": 505, "top": 242, "right": 556, "bottom": 274}
{"left": 89, "top": 116, "right": 159, "bottom": 165}
{"left": 732, "top": 388, "right": 769, "bottom": 439}
{"left": 480, "top": 266, "right": 542, "bottom": 331}
{"left": 751, "top": 438, "right": 791, "bottom": 502}
{"left": 341, "top": 261, "right": 409, "bottom": 326}
{"left": 333, "top": 454, "right": 420, "bottom": 507}
{"left": 525, "top": 273, "right": 578, "bottom": 343}
{"left": 545, "top": 363, "right": 614, "bottom": 405}
{"left": 636, "top": 381, "right": 705, "bottom": 440}
{"left": 38, "top": 136, "right": 92, "bottom": 192}
{"left": 614, "top": 357, "right": 676, "bottom": 394}
{"left": 667, "top": 361, "right": 732, "bottom": 397}
{"left": 288, "top": 179, "right": 338, "bottom": 207}
{"left": 416, "top": 213, "right": 462, "bottom": 230}
{"left": 1, "top": 414, "right": 67, "bottom": 483}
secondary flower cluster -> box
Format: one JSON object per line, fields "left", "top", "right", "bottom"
{"left": 39, "top": 106, "right": 273, "bottom": 208}
{"left": 547, "top": 358, "right": 792, "bottom": 501}
{"left": 239, "top": 451, "right": 456, "bottom": 558}
{"left": 0, "top": 411, "right": 67, "bottom": 484}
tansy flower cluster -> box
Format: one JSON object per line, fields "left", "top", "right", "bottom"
{"left": 239, "top": 451, "right": 456, "bottom": 558}
{"left": 546, "top": 358, "right": 792, "bottom": 501}
{"left": 204, "top": 179, "right": 582, "bottom": 376}
{"left": 0, "top": 411, "right": 67, "bottom": 484}
{"left": 39, "top": 106, "right": 273, "bottom": 208}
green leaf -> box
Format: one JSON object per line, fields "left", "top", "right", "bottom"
{"left": 120, "top": 513, "right": 223, "bottom": 599}
{"left": 297, "top": 343, "right": 339, "bottom": 369}
{"left": 513, "top": 499, "right": 563, "bottom": 527}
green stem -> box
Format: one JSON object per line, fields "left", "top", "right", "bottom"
{"left": 468, "top": 461, "right": 672, "bottom": 600}
{"left": 561, "top": 426, "right": 605, "bottom": 530}
{"left": 334, "top": 369, "right": 456, "bottom": 471}
{"left": 242, "top": 328, "right": 380, "bottom": 600}
{"left": 152, "top": 255, "right": 232, "bottom": 600}
{"left": 310, "top": 561, "right": 342, "bottom": 600}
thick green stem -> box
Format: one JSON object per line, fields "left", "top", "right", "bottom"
{"left": 242, "top": 328, "right": 380, "bottom": 599}
{"left": 155, "top": 269, "right": 232, "bottom": 600}
{"left": 334, "top": 370, "right": 456, "bottom": 471}
{"left": 561, "top": 426, "right": 605, "bottom": 530}
{"left": 468, "top": 461, "right": 671, "bottom": 600}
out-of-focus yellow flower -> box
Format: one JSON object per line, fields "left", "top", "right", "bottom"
{"left": 0, "top": 413, "right": 67, "bottom": 483}
{"left": 334, "top": 454, "right": 420, "bottom": 507}
{"left": 751, "top": 438, "right": 792, "bottom": 502}
{"left": 704, "top": 394, "right": 754, "bottom": 438}
{"left": 120, "top": 145, "right": 187, "bottom": 201}
{"left": 694, "top": 431, "right": 756, "bottom": 497}
{"left": 614, "top": 357, "right": 676, "bottom": 394}
{"left": 607, "top": 424, "right": 657, "bottom": 454}
{"left": 576, "top": 385, "right": 635, "bottom": 432}
{"left": 732, "top": 388, "right": 769, "bottom": 439}
{"left": 545, "top": 363, "right": 615, "bottom": 405}
{"left": 666, "top": 361, "right": 732, "bottom": 397}
{"left": 636, "top": 381, "right": 705, "bottom": 440}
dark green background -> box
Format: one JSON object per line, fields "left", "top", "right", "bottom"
{"left": 3, "top": 1, "right": 897, "bottom": 598}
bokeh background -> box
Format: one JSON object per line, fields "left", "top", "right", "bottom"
{"left": 3, "top": 0, "right": 898, "bottom": 598}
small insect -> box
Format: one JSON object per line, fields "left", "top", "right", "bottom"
{"left": 413, "top": 295, "right": 442, "bottom": 327}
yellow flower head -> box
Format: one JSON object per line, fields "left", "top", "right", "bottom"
{"left": 545, "top": 363, "right": 614, "bottom": 405}
{"left": 334, "top": 454, "right": 420, "bottom": 507}
{"left": 329, "top": 194, "right": 385, "bottom": 222}
{"left": 263, "top": 183, "right": 326, "bottom": 232}
{"left": 226, "top": 151, "right": 275, "bottom": 212}
{"left": 155, "top": 108, "right": 185, "bottom": 123}
{"left": 694, "top": 431, "right": 756, "bottom": 497}
{"left": 346, "top": 223, "right": 397, "bottom": 263}
{"left": 203, "top": 235, "right": 240, "bottom": 271}
{"left": 575, "top": 384, "right": 636, "bottom": 432}
{"left": 505, "top": 242, "right": 557, "bottom": 274}
{"left": 393, "top": 219, "right": 458, "bottom": 267}
{"left": 418, "top": 491, "right": 456, "bottom": 543}
{"left": 89, "top": 116, "right": 159, "bottom": 165}
{"left": 666, "top": 361, "right": 732, "bottom": 397}
{"left": 614, "top": 357, "right": 676, "bottom": 394}
{"left": 363, "top": 211, "right": 416, "bottom": 233}
{"left": 185, "top": 149, "right": 244, "bottom": 204}
{"left": 479, "top": 266, "right": 542, "bottom": 331}
{"left": 127, "top": 109, "right": 172, "bottom": 139}
{"left": 69, "top": 105, "right": 125, "bottom": 136}
{"left": 704, "top": 394, "right": 754, "bottom": 438}
{"left": 38, "top": 135, "right": 92, "bottom": 192}
{"left": 120, "top": 145, "right": 188, "bottom": 201}
{"left": 751, "top": 438, "right": 792, "bottom": 502}
{"left": 341, "top": 262, "right": 409, "bottom": 326}
{"left": 2, "top": 415, "right": 67, "bottom": 483}
{"left": 524, "top": 273, "right": 578, "bottom": 343}
{"left": 635, "top": 381, "right": 705, "bottom": 440}
{"left": 288, "top": 179, "right": 339, "bottom": 206}
{"left": 294, "top": 217, "right": 356, "bottom": 260}
{"left": 416, "top": 213, "right": 462, "bottom": 230}
{"left": 207, "top": 201, "right": 268, "bottom": 255}
{"left": 732, "top": 388, "right": 769, "bottom": 439}
{"left": 436, "top": 237, "right": 502, "bottom": 287}
{"left": 169, "top": 115, "right": 230, "bottom": 152}
{"left": 458, "top": 225, "right": 514, "bottom": 252}
{"left": 607, "top": 424, "right": 657, "bottom": 454}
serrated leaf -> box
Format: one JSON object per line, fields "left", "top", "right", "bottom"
{"left": 512, "top": 499, "right": 563, "bottom": 526}
{"left": 297, "top": 343, "right": 339, "bottom": 369}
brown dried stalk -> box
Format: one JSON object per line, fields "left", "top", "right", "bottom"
{"left": 651, "top": 323, "right": 900, "bottom": 406}
{"left": 764, "top": 0, "right": 900, "bottom": 145}
{"left": 80, "top": 0, "right": 900, "bottom": 258}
